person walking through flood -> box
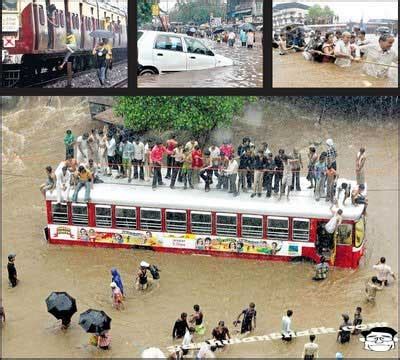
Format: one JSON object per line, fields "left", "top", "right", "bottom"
{"left": 190, "top": 304, "right": 205, "bottom": 335}
{"left": 240, "top": 29, "right": 247, "bottom": 47}
{"left": 136, "top": 261, "right": 150, "bottom": 290}
{"left": 365, "top": 276, "right": 384, "bottom": 303}
{"left": 110, "top": 282, "right": 124, "bottom": 310}
{"left": 97, "top": 331, "right": 111, "bottom": 350}
{"left": 7, "top": 254, "right": 18, "bottom": 288}
{"left": 172, "top": 313, "right": 190, "bottom": 340}
{"left": 373, "top": 257, "right": 396, "bottom": 286}
{"left": 334, "top": 32, "right": 360, "bottom": 68}
{"left": 212, "top": 320, "right": 230, "bottom": 346}
{"left": 234, "top": 302, "right": 257, "bottom": 334}
{"left": 228, "top": 31, "right": 236, "bottom": 47}
{"left": 337, "top": 314, "right": 351, "bottom": 344}
{"left": 352, "top": 307, "right": 362, "bottom": 335}
{"left": 302, "top": 334, "right": 319, "bottom": 359}
{"left": 281, "top": 310, "right": 294, "bottom": 341}
{"left": 312, "top": 256, "right": 329, "bottom": 281}
{"left": 111, "top": 268, "right": 124, "bottom": 296}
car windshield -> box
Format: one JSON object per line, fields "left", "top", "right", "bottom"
{"left": 184, "top": 38, "right": 213, "bottom": 56}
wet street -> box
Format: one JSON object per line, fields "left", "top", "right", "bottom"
{"left": 2, "top": 97, "right": 398, "bottom": 358}
{"left": 273, "top": 36, "right": 398, "bottom": 88}
{"left": 138, "top": 33, "right": 263, "bottom": 88}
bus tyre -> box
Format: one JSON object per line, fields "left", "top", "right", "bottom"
{"left": 290, "top": 256, "right": 315, "bottom": 264}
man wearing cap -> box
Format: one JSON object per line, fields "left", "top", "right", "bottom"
{"left": 7, "top": 254, "right": 18, "bottom": 287}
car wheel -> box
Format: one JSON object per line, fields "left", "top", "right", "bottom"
{"left": 139, "top": 68, "right": 157, "bottom": 76}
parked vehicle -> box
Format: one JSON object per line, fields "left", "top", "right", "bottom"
{"left": 137, "top": 30, "right": 233, "bottom": 75}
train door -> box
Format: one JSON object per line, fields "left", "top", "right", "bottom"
{"left": 79, "top": 2, "right": 84, "bottom": 49}
{"left": 33, "top": 3, "right": 40, "bottom": 50}
{"left": 45, "top": 0, "right": 54, "bottom": 49}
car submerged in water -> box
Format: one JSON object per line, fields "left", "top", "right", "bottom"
{"left": 137, "top": 30, "right": 234, "bottom": 75}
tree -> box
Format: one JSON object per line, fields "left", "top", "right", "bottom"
{"left": 114, "top": 97, "right": 256, "bottom": 141}
{"left": 169, "top": 0, "right": 226, "bottom": 25}
{"left": 306, "top": 5, "right": 336, "bottom": 25}
{"left": 137, "top": 0, "right": 152, "bottom": 26}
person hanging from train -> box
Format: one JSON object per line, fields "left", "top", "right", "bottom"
{"left": 58, "top": 32, "right": 77, "bottom": 71}
{"left": 46, "top": 2, "right": 57, "bottom": 49}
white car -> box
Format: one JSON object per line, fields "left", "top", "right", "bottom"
{"left": 137, "top": 30, "right": 234, "bottom": 75}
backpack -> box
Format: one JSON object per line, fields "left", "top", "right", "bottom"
{"left": 149, "top": 264, "right": 160, "bottom": 280}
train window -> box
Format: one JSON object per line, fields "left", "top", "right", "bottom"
{"left": 166, "top": 210, "right": 187, "bottom": 233}
{"left": 267, "top": 216, "right": 289, "bottom": 241}
{"left": 51, "top": 202, "right": 68, "bottom": 224}
{"left": 292, "top": 218, "right": 310, "bottom": 242}
{"left": 216, "top": 213, "right": 237, "bottom": 237}
{"left": 140, "top": 208, "right": 161, "bottom": 231}
{"left": 191, "top": 212, "right": 211, "bottom": 234}
{"left": 60, "top": 11, "right": 64, "bottom": 27}
{"left": 115, "top": 206, "right": 136, "bottom": 229}
{"left": 72, "top": 204, "right": 88, "bottom": 226}
{"left": 39, "top": 5, "right": 45, "bottom": 25}
{"left": 95, "top": 205, "right": 111, "bottom": 228}
{"left": 242, "top": 215, "right": 263, "bottom": 238}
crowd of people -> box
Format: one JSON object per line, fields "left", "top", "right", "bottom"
{"left": 274, "top": 27, "right": 397, "bottom": 79}
{"left": 40, "top": 125, "right": 368, "bottom": 208}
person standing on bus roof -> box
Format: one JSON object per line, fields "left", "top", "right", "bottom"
{"left": 326, "top": 165, "right": 337, "bottom": 203}
{"left": 326, "top": 139, "right": 337, "bottom": 171}
{"left": 251, "top": 149, "right": 265, "bottom": 198}
{"left": 226, "top": 155, "right": 239, "bottom": 197}
{"left": 151, "top": 140, "right": 170, "bottom": 189}
{"left": 314, "top": 155, "right": 327, "bottom": 201}
{"left": 132, "top": 137, "right": 145, "bottom": 181}
{"left": 165, "top": 135, "right": 178, "bottom": 179}
{"left": 72, "top": 165, "right": 92, "bottom": 203}
{"left": 170, "top": 143, "right": 184, "bottom": 189}
{"left": 40, "top": 166, "right": 56, "bottom": 198}
{"left": 106, "top": 134, "right": 117, "bottom": 176}
{"left": 64, "top": 130, "right": 75, "bottom": 159}
{"left": 55, "top": 165, "right": 71, "bottom": 204}
{"left": 76, "top": 133, "right": 90, "bottom": 166}
{"left": 199, "top": 150, "right": 213, "bottom": 192}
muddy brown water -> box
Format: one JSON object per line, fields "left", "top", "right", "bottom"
{"left": 138, "top": 34, "right": 263, "bottom": 88}
{"left": 273, "top": 36, "right": 398, "bottom": 88}
{"left": 2, "top": 97, "right": 398, "bottom": 358}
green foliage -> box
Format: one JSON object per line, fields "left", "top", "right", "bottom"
{"left": 306, "top": 5, "right": 336, "bottom": 25}
{"left": 169, "top": 0, "right": 226, "bottom": 25}
{"left": 137, "top": 0, "right": 152, "bottom": 26}
{"left": 114, "top": 97, "right": 257, "bottom": 136}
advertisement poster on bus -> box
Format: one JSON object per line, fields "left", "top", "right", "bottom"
{"left": 48, "top": 225, "right": 303, "bottom": 257}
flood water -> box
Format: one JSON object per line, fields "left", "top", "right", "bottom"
{"left": 273, "top": 36, "right": 398, "bottom": 88}
{"left": 2, "top": 97, "right": 398, "bottom": 358}
{"left": 138, "top": 33, "right": 263, "bottom": 88}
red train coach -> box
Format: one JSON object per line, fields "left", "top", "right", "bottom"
{"left": 2, "top": 0, "right": 127, "bottom": 85}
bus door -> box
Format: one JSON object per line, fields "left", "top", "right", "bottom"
{"left": 334, "top": 223, "right": 353, "bottom": 267}
{"left": 315, "top": 221, "right": 335, "bottom": 259}
{"left": 353, "top": 216, "right": 366, "bottom": 267}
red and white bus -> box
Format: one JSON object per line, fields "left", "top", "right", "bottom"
{"left": 44, "top": 177, "right": 367, "bottom": 269}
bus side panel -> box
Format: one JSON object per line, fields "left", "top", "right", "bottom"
{"left": 46, "top": 200, "right": 53, "bottom": 223}
{"left": 300, "top": 246, "right": 319, "bottom": 263}
{"left": 334, "top": 245, "right": 353, "bottom": 268}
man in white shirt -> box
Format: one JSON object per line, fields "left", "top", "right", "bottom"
{"left": 182, "top": 327, "right": 195, "bottom": 356}
{"left": 76, "top": 133, "right": 90, "bottom": 165}
{"left": 209, "top": 144, "right": 220, "bottom": 180}
{"left": 281, "top": 309, "right": 294, "bottom": 341}
{"left": 302, "top": 334, "right": 319, "bottom": 359}
{"left": 325, "top": 203, "right": 343, "bottom": 234}
{"left": 228, "top": 31, "right": 236, "bottom": 47}
{"left": 132, "top": 138, "right": 145, "bottom": 180}
{"left": 106, "top": 134, "right": 116, "bottom": 176}
{"left": 373, "top": 257, "right": 396, "bottom": 286}
{"left": 55, "top": 165, "right": 71, "bottom": 204}
{"left": 359, "top": 34, "right": 398, "bottom": 78}
{"left": 226, "top": 155, "right": 239, "bottom": 197}
{"left": 334, "top": 31, "right": 360, "bottom": 67}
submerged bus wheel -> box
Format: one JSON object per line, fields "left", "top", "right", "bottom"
{"left": 291, "top": 256, "right": 316, "bottom": 264}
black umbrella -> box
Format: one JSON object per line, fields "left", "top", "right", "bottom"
{"left": 213, "top": 27, "right": 225, "bottom": 34}
{"left": 46, "top": 292, "right": 77, "bottom": 320}
{"left": 239, "top": 23, "right": 256, "bottom": 32}
{"left": 79, "top": 309, "right": 112, "bottom": 334}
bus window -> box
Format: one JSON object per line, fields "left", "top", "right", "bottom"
{"left": 140, "top": 208, "right": 161, "bottom": 231}
{"left": 292, "top": 218, "right": 310, "bottom": 242}
{"left": 191, "top": 212, "right": 211, "bottom": 234}
{"left": 355, "top": 217, "right": 365, "bottom": 248}
{"left": 52, "top": 202, "right": 68, "bottom": 224}
{"left": 72, "top": 204, "right": 88, "bottom": 226}
{"left": 166, "top": 210, "right": 187, "bottom": 233}
{"left": 242, "top": 215, "right": 263, "bottom": 238}
{"left": 267, "top": 217, "right": 289, "bottom": 240}
{"left": 95, "top": 205, "right": 111, "bottom": 228}
{"left": 115, "top": 206, "right": 136, "bottom": 229}
{"left": 335, "top": 224, "right": 352, "bottom": 245}
{"left": 216, "top": 213, "right": 237, "bottom": 237}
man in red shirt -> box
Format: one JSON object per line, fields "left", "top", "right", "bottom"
{"left": 220, "top": 140, "right": 234, "bottom": 159}
{"left": 165, "top": 135, "right": 178, "bottom": 179}
{"left": 150, "top": 140, "right": 171, "bottom": 189}
{"left": 191, "top": 145, "right": 203, "bottom": 186}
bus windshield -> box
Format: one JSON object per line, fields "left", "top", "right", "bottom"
{"left": 2, "top": 0, "right": 17, "bottom": 11}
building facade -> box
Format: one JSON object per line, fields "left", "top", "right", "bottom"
{"left": 273, "top": 2, "right": 309, "bottom": 29}
{"left": 227, "top": 0, "right": 263, "bottom": 21}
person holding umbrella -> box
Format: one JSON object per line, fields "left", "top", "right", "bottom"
{"left": 79, "top": 309, "right": 112, "bottom": 348}
{"left": 97, "top": 331, "right": 111, "bottom": 350}
{"left": 46, "top": 292, "right": 77, "bottom": 330}
{"left": 92, "top": 42, "right": 111, "bottom": 86}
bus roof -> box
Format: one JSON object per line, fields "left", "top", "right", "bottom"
{"left": 47, "top": 176, "right": 366, "bottom": 221}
